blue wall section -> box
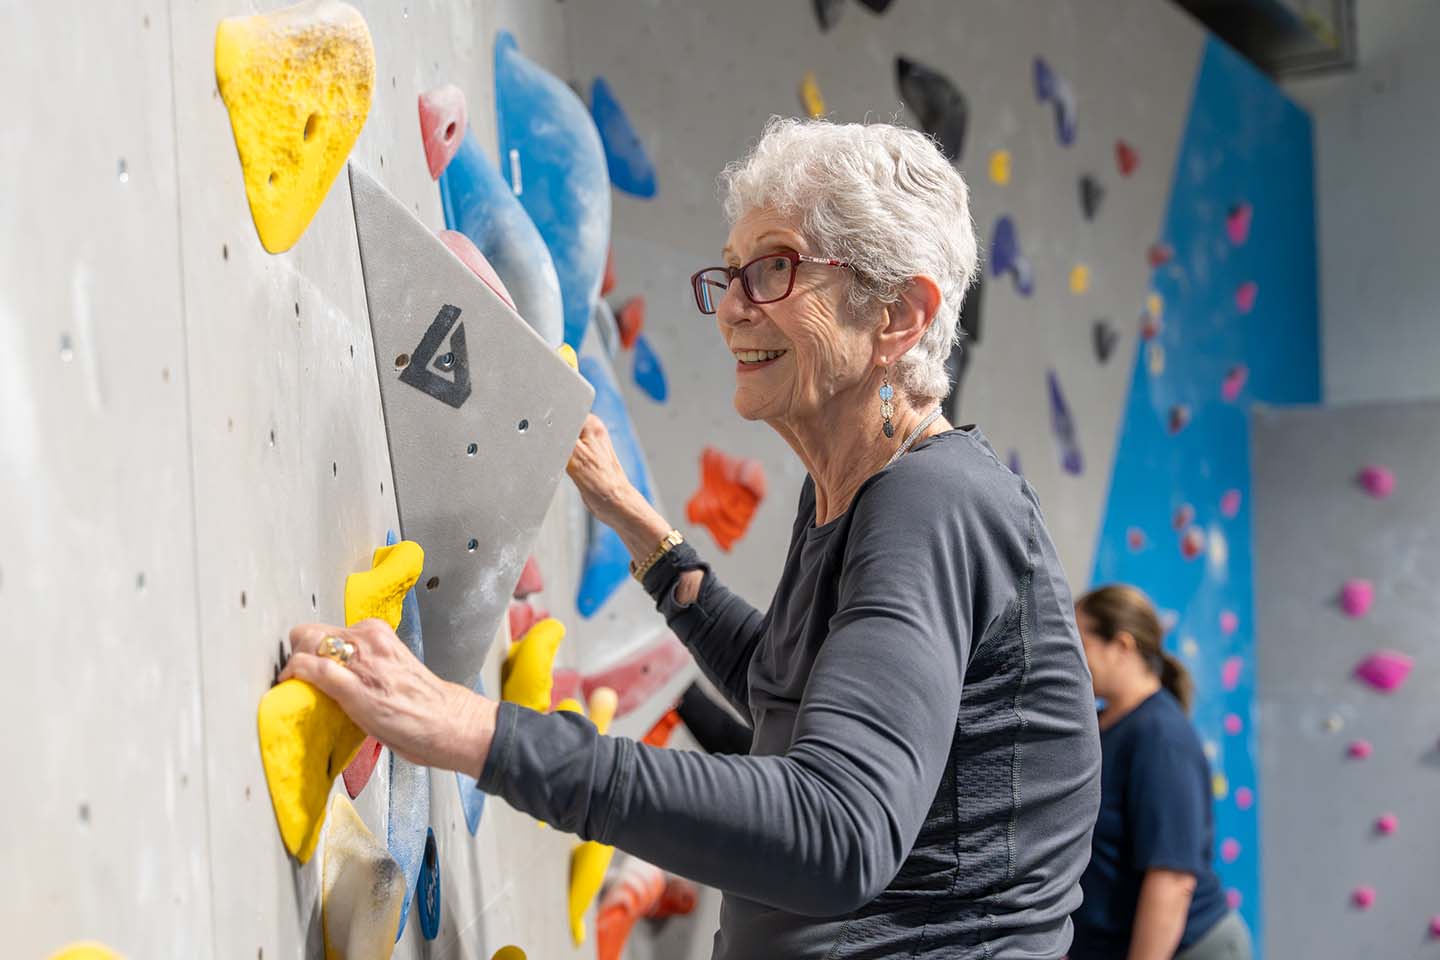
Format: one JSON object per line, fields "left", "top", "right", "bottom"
{"left": 1090, "top": 37, "right": 1320, "bottom": 950}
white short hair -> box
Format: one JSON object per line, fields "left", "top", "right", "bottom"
{"left": 718, "top": 117, "right": 978, "bottom": 402}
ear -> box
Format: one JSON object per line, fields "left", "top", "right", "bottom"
{"left": 1113, "top": 630, "right": 1139, "bottom": 654}
{"left": 875, "top": 275, "right": 943, "bottom": 367}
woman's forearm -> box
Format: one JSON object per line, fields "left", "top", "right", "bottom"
{"left": 1127, "top": 869, "right": 1195, "bottom": 960}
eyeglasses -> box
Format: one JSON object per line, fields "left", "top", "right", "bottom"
{"left": 689, "top": 250, "right": 851, "bottom": 315}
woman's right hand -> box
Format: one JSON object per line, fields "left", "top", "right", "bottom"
{"left": 567, "top": 414, "right": 640, "bottom": 527}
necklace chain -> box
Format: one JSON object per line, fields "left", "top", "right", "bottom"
{"left": 885, "top": 407, "right": 943, "bottom": 468}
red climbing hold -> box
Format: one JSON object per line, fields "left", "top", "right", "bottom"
{"left": 581, "top": 634, "right": 691, "bottom": 718}
{"left": 642, "top": 709, "right": 683, "bottom": 748}
{"left": 508, "top": 601, "right": 544, "bottom": 641}
{"left": 616, "top": 297, "right": 645, "bottom": 350}
{"left": 439, "top": 229, "right": 515, "bottom": 310}
{"left": 653, "top": 874, "right": 699, "bottom": 919}
{"left": 1115, "top": 139, "right": 1139, "bottom": 177}
{"left": 602, "top": 246, "right": 617, "bottom": 297}
{"left": 1126, "top": 528, "right": 1147, "bottom": 552}
{"left": 513, "top": 555, "right": 544, "bottom": 598}
{"left": 1180, "top": 527, "right": 1205, "bottom": 561}
{"left": 1146, "top": 243, "right": 1173, "bottom": 268}
{"left": 342, "top": 737, "right": 383, "bottom": 799}
{"left": 687, "top": 447, "right": 766, "bottom": 552}
{"left": 1235, "top": 281, "right": 1258, "bottom": 314}
{"left": 1172, "top": 504, "right": 1195, "bottom": 530}
{"left": 418, "top": 84, "right": 468, "bottom": 180}
{"left": 550, "top": 668, "right": 582, "bottom": 709}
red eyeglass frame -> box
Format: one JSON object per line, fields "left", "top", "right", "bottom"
{"left": 689, "top": 250, "right": 851, "bottom": 315}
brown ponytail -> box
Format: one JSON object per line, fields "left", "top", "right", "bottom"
{"left": 1077, "top": 584, "right": 1194, "bottom": 714}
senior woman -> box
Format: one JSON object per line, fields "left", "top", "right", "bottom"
{"left": 282, "top": 118, "right": 1101, "bottom": 958}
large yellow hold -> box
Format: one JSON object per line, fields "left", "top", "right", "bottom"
{"left": 569, "top": 840, "right": 616, "bottom": 946}
{"left": 502, "top": 618, "right": 565, "bottom": 712}
{"left": 344, "top": 540, "right": 424, "bottom": 628}
{"left": 47, "top": 945, "right": 123, "bottom": 960}
{"left": 215, "top": 0, "right": 375, "bottom": 253}
{"left": 258, "top": 539, "right": 423, "bottom": 863}
{"left": 322, "top": 794, "right": 405, "bottom": 959}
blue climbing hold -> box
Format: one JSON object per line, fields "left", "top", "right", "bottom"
{"left": 389, "top": 749, "right": 431, "bottom": 941}
{"left": 577, "top": 353, "right": 655, "bottom": 616}
{"left": 632, "top": 333, "right": 668, "bottom": 403}
{"left": 438, "top": 125, "right": 564, "bottom": 347}
{"left": 591, "top": 76, "right": 657, "bottom": 199}
{"left": 455, "top": 676, "right": 487, "bottom": 835}
{"left": 417, "top": 828, "right": 441, "bottom": 940}
{"left": 495, "top": 31, "right": 612, "bottom": 349}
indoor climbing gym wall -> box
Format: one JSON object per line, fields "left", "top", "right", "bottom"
{"left": 1253, "top": 400, "right": 1440, "bottom": 958}
{"left": 4, "top": 0, "right": 1331, "bottom": 957}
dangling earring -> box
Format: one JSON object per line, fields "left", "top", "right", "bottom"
{"left": 879, "top": 372, "right": 895, "bottom": 439}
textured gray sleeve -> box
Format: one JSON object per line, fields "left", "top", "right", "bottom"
{"left": 640, "top": 541, "right": 765, "bottom": 713}
{"left": 478, "top": 462, "right": 1021, "bottom": 915}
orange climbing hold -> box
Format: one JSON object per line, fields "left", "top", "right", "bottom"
{"left": 642, "top": 708, "right": 683, "bottom": 748}
{"left": 597, "top": 857, "right": 667, "bottom": 960}
{"left": 616, "top": 297, "right": 645, "bottom": 350}
{"left": 418, "top": 84, "right": 467, "bottom": 180}
{"left": 215, "top": 0, "right": 375, "bottom": 253}
{"left": 686, "top": 447, "right": 766, "bottom": 551}
{"left": 602, "top": 247, "right": 617, "bottom": 296}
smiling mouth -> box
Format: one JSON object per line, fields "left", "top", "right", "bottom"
{"left": 735, "top": 349, "right": 788, "bottom": 365}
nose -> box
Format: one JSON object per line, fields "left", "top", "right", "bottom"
{"left": 715, "top": 276, "right": 756, "bottom": 328}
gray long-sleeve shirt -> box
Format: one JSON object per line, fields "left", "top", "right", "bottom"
{"left": 478, "top": 427, "right": 1101, "bottom": 958}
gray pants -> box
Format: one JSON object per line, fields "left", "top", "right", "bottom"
{"left": 1176, "top": 912, "right": 1254, "bottom": 960}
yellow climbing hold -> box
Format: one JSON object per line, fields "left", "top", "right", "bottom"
{"left": 344, "top": 540, "right": 424, "bottom": 628}
{"left": 492, "top": 949, "right": 527, "bottom": 960}
{"left": 47, "top": 945, "right": 123, "bottom": 960}
{"left": 258, "top": 679, "right": 367, "bottom": 863}
{"left": 557, "top": 344, "right": 579, "bottom": 370}
{"left": 215, "top": 0, "right": 375, "bottom": 253}
{"left": 1147, "top": 342, "right": 1166, "bottom": 377}
{"left": 799, "top": 71, "right": 826, "bottom": 119}
{"left": 587, "top": 687, "right": 618, "bottom": 736}
{"left": 502, "top": 618, "right": 565, "bottom": 712}
{"left": 554, "top": 697, "right": 585, "bottom": 716}
{"left": 569, "top": 839, "right": 616, "bottom": 946}
{"left": 322, "top": 793, "right": 404, "bottom": 960}
{"left": 1212, "top": 772, "right": 1229, "bottom": 800}
{"left": 1146, "top": 291, "right": 1164, "bottom": 321}
{"left": 1069, "top": 264, "right": 1091, "bottom": 295}
{"left": 988, "top": 149, "right": 1012, "bottom": 185}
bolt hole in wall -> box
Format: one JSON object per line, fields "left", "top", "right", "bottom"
{"left": 517, "top": 419, "right": 528, "bottom": 433}
{"left": 425, "top": 577, "right": 439, "bottom": 591}
{"left": 466, "top": 538, "right": 478, "bottom": 553}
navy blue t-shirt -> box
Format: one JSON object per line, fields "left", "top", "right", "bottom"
{"left": 1070, "top": 690, "right": 1228, "bottom": 958}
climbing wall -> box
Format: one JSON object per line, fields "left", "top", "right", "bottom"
{"left": 1252, "top": 399, "right": 1440, "bottom": 958}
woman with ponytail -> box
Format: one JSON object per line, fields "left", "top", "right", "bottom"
{"left": 1069, "top": 585, "right": 1253, "bottom": 960}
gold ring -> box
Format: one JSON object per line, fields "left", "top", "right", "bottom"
{"left": 319, "top": 635, "right": 356, "bottom": 666}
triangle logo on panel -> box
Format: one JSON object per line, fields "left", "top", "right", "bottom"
{"left": 399, "top": 304, "right": 472, "bottom": 408}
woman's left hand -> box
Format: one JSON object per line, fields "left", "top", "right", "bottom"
{"left": 280, "top": 619, "right": 498, "bottom": 776}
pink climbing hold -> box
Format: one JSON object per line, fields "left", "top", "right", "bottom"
{"left": 1180, "top": 527, "right": 1205, "bottom": 561}
{"left": 1226, "top": 202, "right": 1253, "bottom": 246}
{"left": 1354, "top": 650, "right": 1413, "bottom": 693}
{"left": 418, "top": 84, "right": 468, "bottom": 180}
{"left": 508, "top": 601, "right": 546, "bottom": 641}
{"left": 513, "top": 555, "right": 544, "bottom": 598}
{"left": 1352, "top": 886, "right": 1376, "bottom": 910}
{"left": 1221, "top": 656, "right": 1243, "bottom": 691}
{"left": 1172, "top": 504, "right": 1195, "bottom": 530}
{"left": 1358, "top": 465, "right": 1395, "bottom": 499}
{"left": 1235, "top": 281, "right": 1258, "bottom": 314}
{"left": 1126, "top": 527, "right": 1147, "bottom": 552}
{"left": 1219, "top": 610, "right": 1239, "bottom": 636}
{"left": 1375, "top": 813, "right": 1398, "bottom": 835}
{"left": 1220, "top": 489, "right": 1242, "bottom": 518}
{"left": 1235, "top": 786, "right": 1254, "bottom": 810}
{"left": 1340, "top": 579, "right": 1374, "bottom": 618}
{"left": 1226, "top": 889, "right": 1243, "bottom": 910}
{"left": 1221, "top": 364, "right": 1248, "bottom": 402}
{"left": 581, "top": 633, "right": 691, "bottom": 718}
{"left": 1220, "top": 838, "right": 1241, "bottom": 863}
{"left": 550, "top": 668, "right": 582, "bottom": 708}
{"left": 1429, "top": 916, "right": 1440, "bottom": 939}
{"left": 439, "top": 230, "right": 516, "bottom": 310}
{"left": 1223, "top": 713, "right": 1243, "bottom": 736}
{"left": 1347, "top": 739, "right": 1373, "bottom": 760}
{"left": 342, "top": 737, "right": 384, "bottom": 799}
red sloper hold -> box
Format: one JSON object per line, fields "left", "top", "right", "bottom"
{"left": 581, "top": 634, "right": 692, "bottom": 718}
{"left": 550, "top": 668, "right": 583, "bottom": 709}
{"left": 418, "top": 84, "right": 468, "bottom": 180}
{"left": 342, "top": 737, "right": 384, "bottom": 798}
{"left": 1115, "top": 139, "right": 1139, "bottom": 177}
{"left": 651, "top": 874, "right": 699, "bottom": 918}
{"left": 602, "top": 246, "right": 617, "bottom": 296}
{"left": 616, "top": 296, "right": 645, "bottom": 350}
{"left": 508, "top": 600, "right": 545, "bottom": 641}
{"left": 513, "top": 554, "right": 544, "bottom": 598}
{"left": 439, "top": 229, "right": 516, "bottom": 310}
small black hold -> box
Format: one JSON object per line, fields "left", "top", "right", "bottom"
{"left": 1079, "top": 174, "right": 1104, "bottom": 221}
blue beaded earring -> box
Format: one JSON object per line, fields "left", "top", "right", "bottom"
{"left": 880, "top": 373, "right": 895, "bottom": 439}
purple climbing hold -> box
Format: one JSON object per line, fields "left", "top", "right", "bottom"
{"left": 990, "top": 216, "right": 1034, "bottom": 297}
{"left": 1046, "top": 369, "right": 1083, "bottom": 476}
{"left": 1007, "top": 449, "right": 1022, "bottom": 477}
{"left": 1033, "top": 57, "right": 1077, "bottom": 146}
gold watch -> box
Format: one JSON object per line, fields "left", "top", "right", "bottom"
{"left": 631, "top": 530, "right": 684, "bottom": 582}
